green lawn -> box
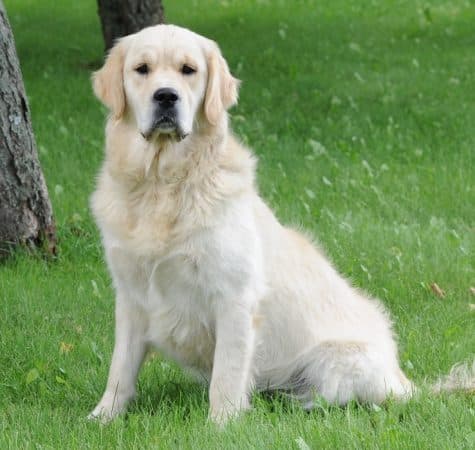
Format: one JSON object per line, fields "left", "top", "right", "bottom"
{"left": 1, "top": 0, "right": 474, "bottom": 448}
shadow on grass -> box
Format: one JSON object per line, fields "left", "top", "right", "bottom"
{"left": 130, "top": 377, "right": 207, "bottom": 420}
{"left": 128, "top": 370, "right": 410, "bottom": 424}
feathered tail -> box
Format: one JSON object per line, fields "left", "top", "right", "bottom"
{"left": 430, "top": 360, "right": 475, "bottom": 394}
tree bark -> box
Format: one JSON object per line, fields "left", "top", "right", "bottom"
{"left": 97, "top": 0, "right": 165, "bottom": 52}
{"left": 0, "top": 2, "right": 56, "bottom": 257}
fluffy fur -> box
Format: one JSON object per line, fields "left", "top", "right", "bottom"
{"left": 89, "top": 24, "right": 474, "bottom": 424}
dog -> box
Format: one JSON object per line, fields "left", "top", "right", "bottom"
{"left": 89, "top": 24, "right": 474, "bottom": 424}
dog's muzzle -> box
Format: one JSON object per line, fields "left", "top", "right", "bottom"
{"left": 142, "top": 88, "right": 188, "bottom": 141}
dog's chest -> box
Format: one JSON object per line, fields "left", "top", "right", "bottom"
{"left": 145, "top": 251, "right": 217, "bottom": 374}
{"left": 102, "top": 185, "right": 258, "bottom": 374}
{"left": 109, "top": 235, "right": 230, "bottom": 375}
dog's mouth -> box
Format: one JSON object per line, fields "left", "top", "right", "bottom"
{"left": 155, "top": 115, "right": 176, "bottom": 130}
{"left": 142, "top": 115, "right": 189, "bottom": 142}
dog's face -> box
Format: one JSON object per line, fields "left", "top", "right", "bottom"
{"left": 93, "top": 25, "right": 239, "bottom": 141}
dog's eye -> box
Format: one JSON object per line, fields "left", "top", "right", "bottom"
{"left": 181, "top": 64, "right": 196, "bottom": 75}
{"left": 135, "top": 64, "right": 149, "bottom": 75}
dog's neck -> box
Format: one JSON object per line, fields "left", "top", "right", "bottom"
{"left": 98, "top": 112, "right": 256, "bottom": 245}
{"left": 105, "top": 113, "right": 229, "bottom": 188}
{"left": 148, "top": 114, "right": 229, "bottom": 183}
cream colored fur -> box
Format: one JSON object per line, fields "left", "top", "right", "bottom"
{"left": 89, "top": 24, "right": 474, "bottom": 425}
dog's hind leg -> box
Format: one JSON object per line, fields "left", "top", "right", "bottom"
{"left": 289, "top": 340, "right": 414, "bottom": 409}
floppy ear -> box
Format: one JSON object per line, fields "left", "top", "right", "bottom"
{"left": 204, "top": 42, "right": 240, "bottom": 125}
{"left": 92, "top": 39, "right": 127, "bottom": 118}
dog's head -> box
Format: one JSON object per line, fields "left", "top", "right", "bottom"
{"left": 93, "top": 24, "right": 239, "bottom": 141}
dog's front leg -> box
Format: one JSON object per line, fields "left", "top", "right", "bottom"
{"left": 88, "top": 299, "right": 147, "bottom": 422}
{"left": 209, "top": 301, "right": 255, "bottom": 425}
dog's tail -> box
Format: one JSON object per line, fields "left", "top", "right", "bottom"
{"left": 429, "top": 360, "right": 475, "bottom": 395}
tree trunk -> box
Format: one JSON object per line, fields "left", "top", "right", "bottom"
{"left": 0, "top": 2, "right": 56, "bottom": 257}
{"left": 97, "top": 0, "right": 165, "bottom": 52}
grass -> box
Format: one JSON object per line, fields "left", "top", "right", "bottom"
{"left": 1, "top": 0, "right": 474, "bottom": 448}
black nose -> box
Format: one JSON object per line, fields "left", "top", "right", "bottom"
{"left": 153, "top": 88, "right": 179, "bottom": 107}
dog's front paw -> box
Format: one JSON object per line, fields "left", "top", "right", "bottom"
{"left": 87, "top": 403, "right": 118, "bottom": 424}
{"left": 87, "top": 393, "right": 129, "bottom": 423}
{"left": 208, "top": 397, "right": 251, "bottom": 426}
{"left": 87, "top": 386, "right": 135, "bottom": 423}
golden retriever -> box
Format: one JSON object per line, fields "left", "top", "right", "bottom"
{"left": 89, "top": 24, "right": 474, "bottom": 424}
